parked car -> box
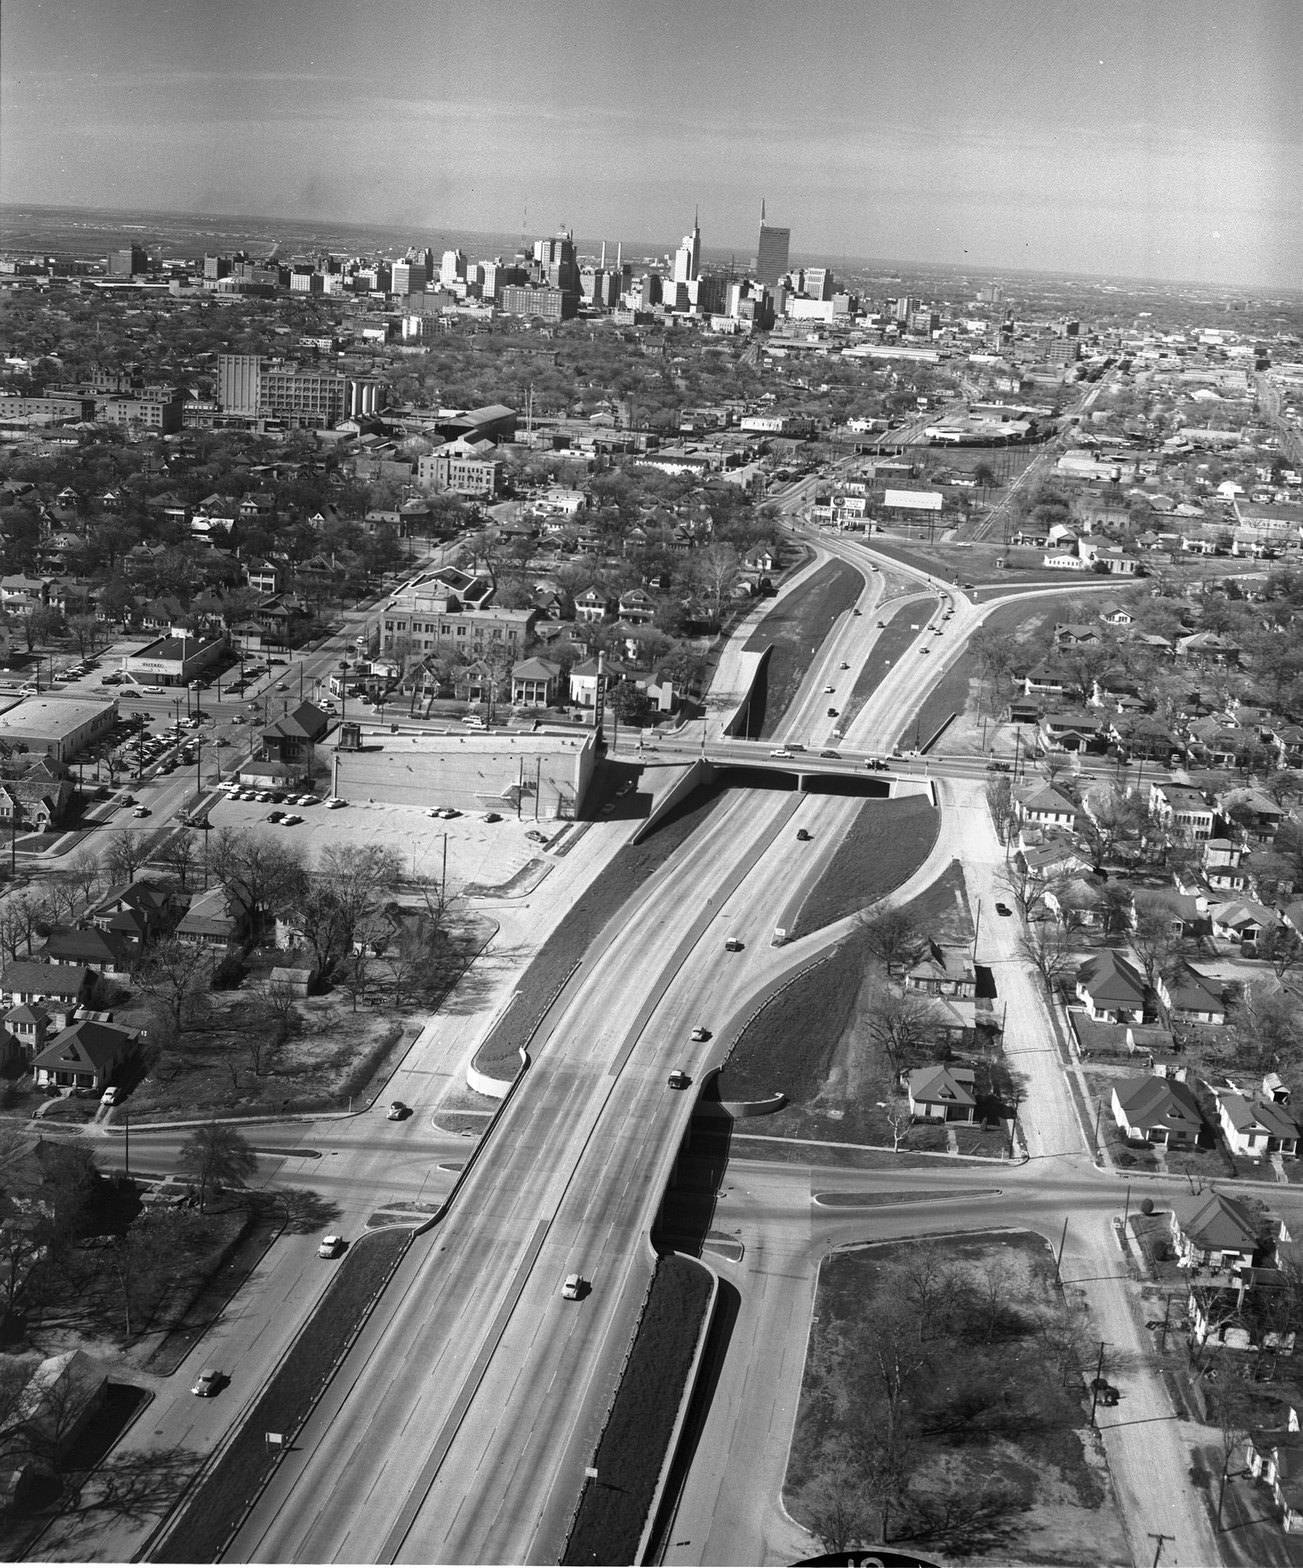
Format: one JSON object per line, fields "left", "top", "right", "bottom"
{"left": 325, "top": 797, "right": 346, "bottom": 809}
{"left": 995, "top": 902, "right": 1012, "bottom": 916}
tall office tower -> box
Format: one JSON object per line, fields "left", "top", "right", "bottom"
{"left": 108, "top": 245, "right": 147, "bottom": 277}
{"left": 217, "top": 354, "right": 261, "bottom": 415}
{"left": 673, "top": 211, "right": 701, "bottom": 284}
{"left": 755, "top": 201, "right": 790, "bottom": 289}
{"left": 439, "top": 249, "right": 467, "bottom": 288}
{"left": 802, "top": 266, "right": 833, "bottom": 301}
{"left": 390, "top": 260, "right": 428, "bottom": 296}
{"left": 532, "top": 229, "right": 579, "bottom": 293}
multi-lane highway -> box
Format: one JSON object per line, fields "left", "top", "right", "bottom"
{"left": 74, "top": 513, "right": 1233, "bottom": 1566}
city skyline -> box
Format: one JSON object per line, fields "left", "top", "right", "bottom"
{"left": 1, "top": 0, "right": 1300, "bottom": 292}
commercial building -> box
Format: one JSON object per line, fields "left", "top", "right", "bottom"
{"left": 108, "top": 245, "right": 147, "bottom": 278}
{"left": 0, "top": 395, "right": 95, "bottom": 428}
{"left": 755, "top": 205, "right": 791, "bottom": 288}
{"left": 499, "top": 285, "right": 578, "bottom": 323}
{"left": 215, "top": 354, "right": 386, "bottom": 428}
{"left": 417, "top": 447, "right": 505, "bottom": 498}
{"left": 0, "top": 695, "right": 117, "bottom": 764}
{"left": 330, "top": 727, "right": 596, "bottom": 820}
{"left": 122, "top": 628, "right": 228, "bottom": 688}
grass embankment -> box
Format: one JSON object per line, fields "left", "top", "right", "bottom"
{"left": 154, "top": 1227, "right": 410, "bottom": 1564}
{"left": 562, "top": 1254, "right": 712, "bottom": 1566}
{"left": 785, "top": 1233, "right": 1127, "bottom": 1565}
{"left": 793, "top": 794, "right": 939, "bottom": 937}
{"left": 472, "top": 785, "right": 728, "bottom": 1080}
{"left": 743, "top": 559, "right": 864, "bottom": 738}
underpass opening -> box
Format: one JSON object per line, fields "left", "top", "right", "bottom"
{"left": 713, "top": 765, "right": 892, "bottom": 798}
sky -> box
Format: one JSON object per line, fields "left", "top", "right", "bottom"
{"left": 1, "top": 0, "right": 1300, "bottom": 290}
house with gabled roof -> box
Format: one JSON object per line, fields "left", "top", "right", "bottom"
{"left": 1111, "top": 1074, "right": 1204, "bottom": 1147}
{"left": 0, "top": 961, "right": 93, "bottom": 1010}
{"left": 1156, "top": 963, "right": 1226, "bottom": 1026}
{"left": 1218, "top": 1093, "right": 1303, "bottom": 1159}
{"left": 1014, "top": 783, "right": 1080, "bottom": 831}
{"left": 32, "top": 1018, "right": 140, "bottom": 1092}
{"left": 1076, "top": 951, "right": 1147, "bottom": 1023}
{"left": 1246, "top": 1414, "right": 1303, "bottom": 1533}
{"left": 35, "top": 926, "right": 133, "bottom": 978}
{"left": 1209, "top": 898, "right": 1278, "bottom": 946}
{"left": 1170, "top": 1191, "right": 1263, "bottom": 1272}
{"left": 904, "top": 942, "right": 976, "bottom": 999}
{"left": 511, "top": 657, "right": 563, "bottom": 709}
{"left": 906, "top": 1064, "right": 977, "bottom": 1124}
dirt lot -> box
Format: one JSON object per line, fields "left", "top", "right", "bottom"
{"left": 785, "top": 1231, "right": 1130, "bottom": 1565}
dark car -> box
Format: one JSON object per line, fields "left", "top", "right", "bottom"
{"left": 796, "top": 827, "right": 812, "bottom": 842}
{"left": 724, "top": 937, "right": 744, "bottom": 952}
{"left": 667, "top": 1069, "right": 691, "bottom": 1090}
{"left": 820, "top": 749, "right": 840, "bottom": 758}
{"left": 995, "top": 901, "right": 1012, "bottom": 916}
{"left": 387, "top": 1101, "right": 410, "bottom": 1121}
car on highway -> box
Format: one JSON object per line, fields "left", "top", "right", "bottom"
{"left": 667, "top": 1069, "right": 691, "bottom": 1090}
{"left": 985, "top": 761, "right": 1010, "bottom": 772}
{"left": 796, "top": 827, "right": 812, "bottom": 841}
{"left": 769, "top": 747, "right": 793, "bottom": 758}
{"left": 561, "top": 1274, "right": 586, "bottom": 1300}
{"left": 131, "top": 805, "right": 150, "bottom": 817}
{"left": 826, "top": 708, "right": 839, "bottom": 717}
{"left": 690, "top": 1025, "right": 711, "bottom": 1041}
{"left": 724, "top": 937, "right": 744, "bottom": 952}
{"left": 318, "top": 1235, "right": 345, "bottom": 1259}
{"left": 995, "top": 902, "right": 1012, "bottom": 917}
{"left": 276, "top": 682, "right": 289, "bottom": 692}
{"left": 143, "top": 686, "right": 163, "bottom": 695}
{"left": 823, "top": 685, "right": 835, "bottom": 694}
{"left": 820, "top": 748, "right": 840, "bottom": 758}
{"left": 852, "top": 607, "right": 862, "bottom": 616}
{"left": 877, "top": 620, "right": 886, "bottom": 628}
{"left": 191, "top": 1368, "right": 225, "bottom": 1398}
{"left": 387, "top": 1101, "right": 410, "bottom": 1121}
{"left": 839, "top": 661, "right": 850, "bottom": 670}
{"left": 919, "top": 646, "right": 930, "bottom": 654}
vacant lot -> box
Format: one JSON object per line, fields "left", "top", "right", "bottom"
{"left": 785, "top": 1231, "right": 1128, "bottom": 1565}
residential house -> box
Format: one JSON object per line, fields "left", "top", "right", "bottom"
{"left": 1176, "top": 630, "right": 1241, "bottom": 667}
{"left": 1044, "top": 876, "right": 1108, "bottom": 929}
{"left": 32, "top": 1018, "right": 140, "bottom": 1092}
{"left": 1111, "top": 1074, "right": 1205, "bottom": 1147}
{"left": 174, "top": 887, "right": 245, "bottom": 948}
{"left": 2, "top": 1002, "right": 51, "bottom": 1064}
{"left": 904, "top": 942, "right": 977, "bottom": 999}
{"left": 1015, "top": 783, "right": 1081, "bottom": 832}
{"left": 616, "top": 588, "right": 657, "bottom": 625}
{"left": 573, "top": 586, "right": 614, "bottom": 624}
{"left": 1218, "top": 1093, "right": 1302, "bottom": 1159}
{"left": 1148, "top": 781, "right": 1215, "bottom": 842}
{"left": 1170, "top": 1190, "right": 1263, "bottom": 1272}
{"left": 1039, "top": 710, "right": 1105, "bottom": 753}
{"left": 0, "top": 962, "right": 93, "bottom": 1011}
{"left": 1201, "top": 838, "right": 1249, "bottom": 894}
{"left": 87, "top": 880, "right": 178, "bottom": 951}
{"left": 258, "top": 701, "right": 329, "bottom": 785}
{"left": 1076, "top": 951, "right": 1147, "bottom": 1023}
{"left": 569, "top": 655, "right": 628, "bottom": 711}
{"left": 1157, "top": 963, "right": 1226, "bottom": 1026}
{"left": 905, "top": 1064, "right": 977, "bottom": 1124}
{"left": 1246, "top": 1416, "right": 1303, "bottom": 1532}
{"left": 35, "top": 926, "right": 133, "bottom": 978}
{"left": 1209, "top": 898, "right": 1278, "bottom": 947}
{"left": 511, "top": 656, "right": 563, "bottom": 708}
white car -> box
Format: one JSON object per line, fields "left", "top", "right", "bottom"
{"left": 769, "top": 748, "right": 793, "bottom": 759}
{"left": 318, "top": 1235, "right": 345, "bottom": 1259}
{"left": 324, "top": 797, "right": 346, "bottom": 809}
{"left": 143, "top": 686, "right": 164, "bottom": 695}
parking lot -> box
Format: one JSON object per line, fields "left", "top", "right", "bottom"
{"left": 200, "top": 792, "right": 554, "bottom": 898}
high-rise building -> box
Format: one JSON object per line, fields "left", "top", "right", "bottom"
{"left": 391, "top": 260, "right": 428, "bottom": 296}
{"left": 531, "top": 230, "right": 580, "bottom": 293}
{"left": 755, "top": 202, "right": 790, "bottom": 289}
{"left": 217, "top": 354, "right": 261, "bottom": 416}
{"left": 673, "top": 212, "right": 701, "bottom": 285}
{"left": 439, "top": 249, "right": 467, "bottom": 288}
{"left": 108, "top": 245, "right": 147, "bottom": 278}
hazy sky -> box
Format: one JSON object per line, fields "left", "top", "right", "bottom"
{"left": 2, "top": 0, "right": 1300, "bottom": 289}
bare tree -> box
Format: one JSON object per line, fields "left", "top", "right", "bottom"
{"left": 985, "top": 775, "right": 1014, "bottom": 840}
{"left": 857, "top": 907, "right": 924, "bottom": 974}
{"left": 176, "top": 1122, "right": 257, "bottom": 1212}
{"left": 104, "top": 828, "right": 150, "bottom": 885}
{"left": 1019, "top": 922, "right": 1079, "bottom": 996}
{"left": 208, "top": 827, "right": 305, "bottom": 943}
{"left": 863, "top": 984, "right": 940, "bottom": 1074}
{"left": 157, "top": 830, "right": 199, "bottom": 891}
{"left": 0, "top": 891, "right": 53, "bottom": 961}
{"left": 134, "top": 937, "right": 214, "bottom": 1032}
{"left": 65, "top": 846, "right": 102, "bottom": 905}
{"left": 291, "top": 843, "right": 403, "bottom": 979}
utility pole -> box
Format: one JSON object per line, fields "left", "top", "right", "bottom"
{"left": 1147, "top": 1531, "right": 1173, "bottom": 1567}
{"left": 1089, "top": 1340, "right": 1108, "bottom": 1427}
{"left": 1055, "top": 1216, "right": 1068, "bottom": 1285}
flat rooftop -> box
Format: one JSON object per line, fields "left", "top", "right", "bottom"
{"left": 0, "top": 694, "right": 116, "bottom": 738}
